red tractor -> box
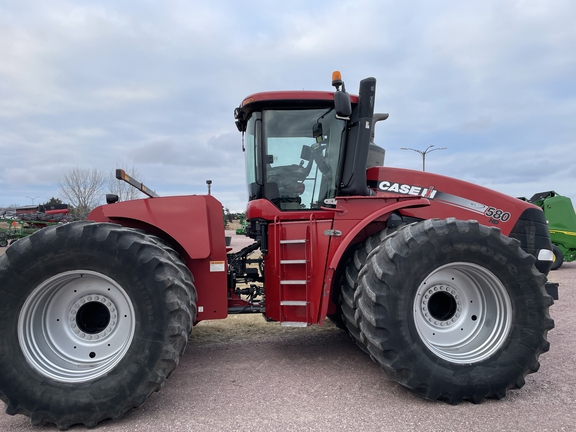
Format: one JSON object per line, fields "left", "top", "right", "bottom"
{"left": 0, "top": 72, "right": 557, "bottom": 429}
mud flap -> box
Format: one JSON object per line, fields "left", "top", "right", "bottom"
{"left": 545, "top": 282, "right": 559, "bottom": 300}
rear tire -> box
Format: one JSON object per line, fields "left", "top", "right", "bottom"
{"left": 0, "top": 222, "right": 196, "bottom": 429}
{"left": 356, "top": 218, "right": 554, "bottom": 403}
{"left": 551, "top": 244, "right": 564, "bottom": 270}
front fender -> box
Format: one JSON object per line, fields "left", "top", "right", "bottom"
{"left": 88, "top": 195, "right": 226, "bottom": 260}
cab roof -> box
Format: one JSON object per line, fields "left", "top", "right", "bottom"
{"left": 240, "top": 90, "right": 359, "bottom": 110}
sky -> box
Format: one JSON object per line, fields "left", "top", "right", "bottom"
{"left": 1, "top": 0, "right": 575, "bottom": 212}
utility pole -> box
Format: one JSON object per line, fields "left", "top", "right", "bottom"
{"left": 400, "top": 145, "right": 447, "bottom": 171}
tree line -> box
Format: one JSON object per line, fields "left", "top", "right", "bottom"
{"left": 57, "top": 167, "right": 144, "bottom": 217}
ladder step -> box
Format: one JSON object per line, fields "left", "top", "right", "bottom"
{"left": 281, "top": 301, "right": 307, "bottom": 306}
{"left": 280, "top": 259, "right": 307, "bottom": 264}
{"left": 280, "top": 280, "right": 307, "bottom": 285}
{"left": 280, "top": 239, "right": 306, "bottom": 244}
{"left": 281, "top": 322, "right": 308, "bottom": 327}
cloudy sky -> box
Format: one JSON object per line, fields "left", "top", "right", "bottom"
{"left": 1, "top": 0, "right": 575, "bottom": 212}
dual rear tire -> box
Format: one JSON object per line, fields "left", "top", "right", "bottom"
{"left": 351, "top": 218, "right": 554, "bottom": 403}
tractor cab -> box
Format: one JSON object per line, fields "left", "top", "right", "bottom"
{"left": 240, "top": 103, "right": 346, "bottom": 210}
{"left": 235, "top": 72, "right": 380, "bottom": 212}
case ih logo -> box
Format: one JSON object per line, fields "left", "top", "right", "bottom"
{"left": 378, "top": 181, "right": 438, "bottom": 199}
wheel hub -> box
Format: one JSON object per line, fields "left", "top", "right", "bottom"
{"left": 421, "top": 285, "right": 461, "bottom": 327}
{"left": 71, "top": 294, "right": 115, "bottom": 339}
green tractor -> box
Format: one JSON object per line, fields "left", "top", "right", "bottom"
{"left": 529, "top": 191, "right": 576, "bottom": 270}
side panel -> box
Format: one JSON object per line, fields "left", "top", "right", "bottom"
{"left": 367, "top": 167, "right": 539, "bottom": 236}
{"left": 88, "top": 195, "right": 229, "bottom": 321}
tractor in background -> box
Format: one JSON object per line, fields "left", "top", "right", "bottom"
{"left": 527, "top": 191, "right": 576, "bottom": 269}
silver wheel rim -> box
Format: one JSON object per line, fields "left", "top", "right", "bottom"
{"left": 413, "top": 262, "right": 512, "bottom": 364}
{"left": 18, "top": 270, "right": 135, "bottom": 383}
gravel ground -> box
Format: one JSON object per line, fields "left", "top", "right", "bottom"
{"left": 1, "top": 240, "right": 575, "bottom": 431}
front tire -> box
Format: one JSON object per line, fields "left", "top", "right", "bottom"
{"left": 0, "top": 222, "right": 196, "bottom": 429}
{"left": 356, "top": 218, "right": 554, "bottom": 403}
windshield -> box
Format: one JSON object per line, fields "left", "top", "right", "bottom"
{"left": 261, "top": 108, "right": 346, "bottom": 210}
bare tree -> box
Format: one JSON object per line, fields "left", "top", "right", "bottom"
{"left": 107, "top": 166, "right": 145, "bottom": 202}
{"left": 58, "top": 167, "right": 105, "bottom": 217}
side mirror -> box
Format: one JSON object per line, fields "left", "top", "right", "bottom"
{"left": 334, "top": 91, "right": 352, "bottom": 119}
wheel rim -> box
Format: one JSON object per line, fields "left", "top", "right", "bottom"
{"left": 413, "top": 262, "right": 512, "bottom": 364}
{"left": 18, "top": 270, "right": 135, "bottom": 383}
